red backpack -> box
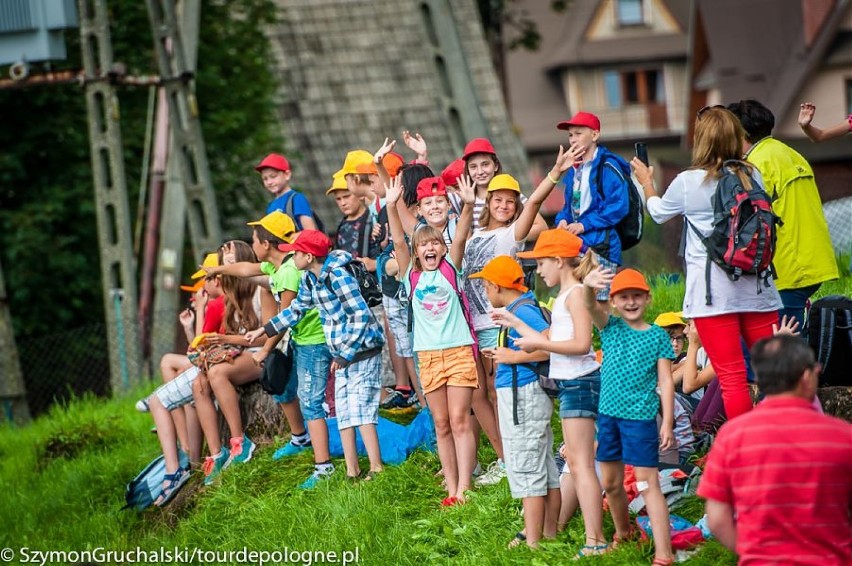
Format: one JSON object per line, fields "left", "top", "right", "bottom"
{"left": 686, "top": 160, "right": 780, "bottom": 305}
{"left": 407, "top": 258, "right": 479, "bottom": 357}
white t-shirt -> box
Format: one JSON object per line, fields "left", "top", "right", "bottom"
{"left": 462, "top": 224, "right": 523, "bottom": 330}
{"left": 645, "top": 169, "right": 782, "bottom": 318}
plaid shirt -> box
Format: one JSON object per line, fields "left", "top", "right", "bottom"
{"left": 263, "top": 250, "right": 384, "bottom": 363}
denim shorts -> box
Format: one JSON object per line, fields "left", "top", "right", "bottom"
{"left": 596, "top": 413, "right": 659, "bottom": 468}
{"left": 383, "top": 294, "right": 413, "bottom": 358}
{"left": 292, "top": 343, "right": 332, "bottom": 421}
{"left": 475, "top": 327, "right": 500, "bottom": 350}
{"left": 556, "top": 371, "right": 600, "bottom": 419}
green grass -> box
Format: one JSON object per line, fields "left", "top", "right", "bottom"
{"left": 2, "top": 270, "right": 848, "bottom": 565}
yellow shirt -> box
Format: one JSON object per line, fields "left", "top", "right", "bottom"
{"left": 747, "top": 137, "right": 838, "bottom": 290}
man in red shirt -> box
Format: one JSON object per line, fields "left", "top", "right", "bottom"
{"left": 698, "top": 335, "right": 852, "bottom": 565}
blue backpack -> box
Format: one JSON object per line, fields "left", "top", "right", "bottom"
{"left": 122, "top": 450, "right": 189, "bottom": 511}
{"left": 594, "top": 150, "right": 643, "bottom": 251}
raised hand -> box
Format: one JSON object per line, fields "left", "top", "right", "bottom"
{"left": 798, "top": 102, "right": 816, "bottom": 128}
{"left": 772, "top": 315, "right": 801, "bottom": 336}
{"left": 565, "top": 142, "right": 585, "bottom": 168}
{"left": 402, "top": 130, "right": 427, "bottom": 157}
{"left": 179, "top": 308, "right": 195, "bottom": 328}
{"left": 583, "top": 266, "right": 615, "bottom": 291}
{"left": 384, "top": 174, "right": 403, "bottom": 204}
{"left": 373, "top": 137, "right": 397, "bottom": 164}
{"left": 457, "top": 174, "right": 476, "bottom": 205}
{"left": 221, "top": 241, "right": 237, "bottom": 265}
{"left": 630, "top": 156, "right": 654, "bottom": 188}
{"left": 552, "top": 145, "right": 574, "bottom": 175}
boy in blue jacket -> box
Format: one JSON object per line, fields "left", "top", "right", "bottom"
{"left": 554, "top": 112, "right": 629, "bottom": 299}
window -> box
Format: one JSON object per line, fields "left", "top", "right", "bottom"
{"left": 616, "top": 0, "right": 644, "bottom": 26}
{"left": 603, "top": 68, "right": 665, "bottom": 107}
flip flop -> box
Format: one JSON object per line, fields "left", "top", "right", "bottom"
{"left": 574, "top": 544, "right": 609, "bottom": 559}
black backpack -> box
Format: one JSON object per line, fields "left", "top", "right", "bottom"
{"left": 594, "top": 150, "right": 644, "bottom": 251}
{"left": 259, "top": 340, "right": 295, "bottom": 396}
{"left": 686, "top": 160, "right": 780, "bottom": 305}
{"left": 497, "top": 296, "right": 555, "bottom": 425}
{"left": 807, "top": 295, "right": 852, "bottom": 387}
{"left": 282, "top": 189, "right": 327, "bottom": 234}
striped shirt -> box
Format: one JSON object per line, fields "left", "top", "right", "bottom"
{"left": 697, "top": 397, "right": 852, "bottom": 565}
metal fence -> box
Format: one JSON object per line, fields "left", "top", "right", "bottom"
{"left": 16, "top": 308, "right": 182, "bottom": 417}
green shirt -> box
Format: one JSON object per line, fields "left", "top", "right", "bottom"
{"left": 598, "top": 316, "right": 674, "bottom": 421}
{"left": 261, "top": 258, "right": 325, "bottom": 345}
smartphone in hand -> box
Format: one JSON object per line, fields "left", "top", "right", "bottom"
{"left": 635, "top": 142, "right": 649, "bottom": 166}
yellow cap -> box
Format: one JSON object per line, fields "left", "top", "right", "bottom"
{"left": 654, "top": 312, "right": 686, "bottom": 328}
{"left": 333, "top": 149, "right": 374, "bottom": 178}
{"left": 191, "top": 252, "right": 219, "bottom": 279}
{"left": 487, "top": 173, "right": 521, "bottom": 193}
{"left": 326, "top": 172, "right": 349, "bottom": 195}
{"left": 247, "top": 211, "right": 296, "bottom": 242}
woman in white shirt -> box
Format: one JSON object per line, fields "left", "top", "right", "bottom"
{"left": 630, "top": 106, "right": 782, "bottom": 421}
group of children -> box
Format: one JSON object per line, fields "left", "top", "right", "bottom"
{"left": 137, "top": 112, "right": 744, "bottom": 565}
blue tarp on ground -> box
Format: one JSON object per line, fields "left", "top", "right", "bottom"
{"left": 326, "top": 408, "right": 436, "bottom": 465}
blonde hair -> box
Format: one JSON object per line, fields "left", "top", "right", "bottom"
{"left": 478, "top": 190, "right": 523, "bottom": 228}
{"left": 409, "top": 224, "right": 447, "bottom": 272}
{"left": 691, "top": 107, "right": 754, "bottom": 189}
{"left": 553, "top": 252, "right": 598, "bottom": 282}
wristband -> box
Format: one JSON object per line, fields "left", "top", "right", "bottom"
{"left": 547, "top": 172, "right": 560, "bottom": 185}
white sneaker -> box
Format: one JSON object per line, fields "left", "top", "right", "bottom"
{"left": 475, "top": 459, "right": 506, "bottom": 487}
{"left": 135, "top": 397, "right": 150, "bottom": 412}
{"left": 472, "top": 461, "right": 482, "bottom": 477}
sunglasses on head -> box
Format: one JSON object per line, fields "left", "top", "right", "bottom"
{"left": 697, "top": 104, "right": 726, "bottom": 118}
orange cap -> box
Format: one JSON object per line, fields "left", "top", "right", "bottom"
{"left": 517, "top": 229, "right": 584, "bottom": 259}
{"left": 180, "top": 279, "right": 205, "bottom": 293}
{"left": 609, "top": 268, "right": 650, "bottom": 297}
{"left": 469, "top": 255, "right": 528, "bottom": 292}
{"left": 356, "top": 152, "right": 405, "bottom": 177}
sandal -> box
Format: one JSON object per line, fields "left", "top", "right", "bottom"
{"left": 652, "top": 559, "right": 674, "bottom": 566}
{"left": 507, "top": 531, "right": 526, "bottom": 549}
{"left": 574, "top": 544, "right": 609, "bottom": 559}
{"left": 154, "top": 468, "right": 189, "bottom": 507}
{"left": 363, "top": 470, "right": 381, "bottom": 481}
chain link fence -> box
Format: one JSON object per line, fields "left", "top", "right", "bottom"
{"left": 16, "top": 308, "right": 183, "bottom": 417}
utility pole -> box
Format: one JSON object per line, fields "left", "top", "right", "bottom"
{"left": 77, "top": 0, "right": 142, "bottom": 393}
{"left": 0, "top": 260, "right": 30, "bottom": 424}
{"left": 149, "top": 0, "right": 203, "bottom": 369}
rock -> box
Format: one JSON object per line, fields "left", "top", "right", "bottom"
{"left": 217, "top": 381, "right": 288, "bottom": 444}
{"left": 817, "top": 386, "right": 852, "bottom": 422}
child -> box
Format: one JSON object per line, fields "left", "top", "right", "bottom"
{"left": 461, "top": 147, "right": 572, "bottom": 486}
{"left": 584, "top": 267, "right": 675, "bottom": 565}
{"left": 245, "top": 230, "right": 386, "bottom": 481}
{"left": 492, "top": 229, "right": 606, "bottom": 555}
{"left": 462, "top": 138, "right": 547, "bottom": 237}
{"left": 256, "top": 153, "right": 318, "bottom": 231}
{"left": 204, "top": 212, "right": 336, "bottom": 488}
{"left": 655, "top": 312, "right": 688, "bottom": 375}
{"left": 553, "top": 112, "right": 630, "bottom": 300}
{"left": 382, "top": 171, "right": 478, "bottom": 505}
{"left": 192, "top": 241, "right": 277, "bottom": 484}
{"left": 474, "top": 255, "right": 558, "bottom": 549}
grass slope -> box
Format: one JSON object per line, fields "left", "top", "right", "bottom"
{"left": 2, "top": 270, "right": 848, "bottom": 565}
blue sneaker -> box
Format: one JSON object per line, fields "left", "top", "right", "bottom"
{"left": 202, "top": 447, "right": 230, "bottom": 485}
{"left": 298, "top": 464, "right": 335, "bottom": 490}
{"left": 227, "top": 434, "right": 256, "bottom": 466}
{"left": 273, "top": 440, "right": 312, "bottom": 460}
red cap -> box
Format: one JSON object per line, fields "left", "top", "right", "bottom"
{"left": 277, "top": 230, "right": 331, "bottom": 257}
{"left": 416, "top": 177, "right": 447, "bottom": 201}
{"left": 441, "top": 158, "right": 466, "bottom": 187}
{"left": 462, "top": 138, "right": 497, "bottom": 160}
{"left": 556, "top": 112, "right": 601, "bottom": 131}
{"left": 255, "top": 153, "right": 290, "bottom": 172}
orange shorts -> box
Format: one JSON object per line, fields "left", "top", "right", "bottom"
{"left": 418, "top": 345, "right": 479, "bottom": 394}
